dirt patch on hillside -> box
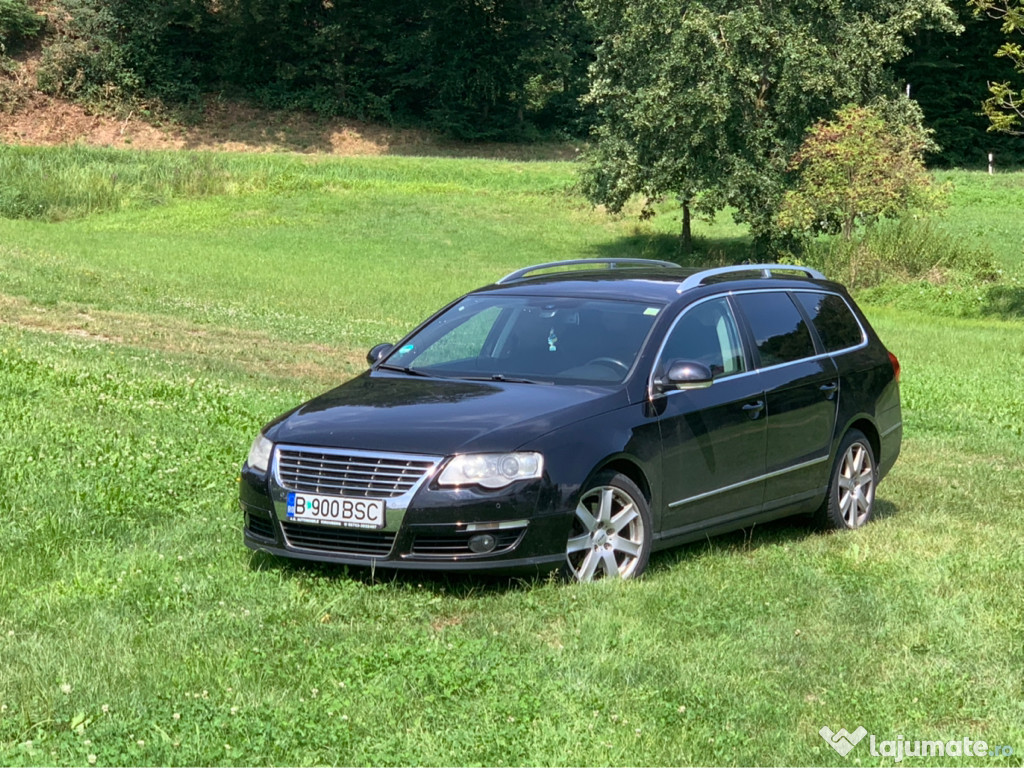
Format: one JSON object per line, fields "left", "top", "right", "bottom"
{"left": 0, "top": 55, "right": 577, "bottom": 160}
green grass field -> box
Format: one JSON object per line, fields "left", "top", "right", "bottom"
{"left": 0, "top": 147, "right": 1022, "bottom": 766}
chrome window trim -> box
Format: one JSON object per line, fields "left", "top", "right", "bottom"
{"left": 667, "top": 454, "right": 830, "bottom": 508}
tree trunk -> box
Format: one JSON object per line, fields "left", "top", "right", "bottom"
{"left": 842, "top": 215, "right": 855, "bottom": 240}
{"left": 680, "top": 200, "right": 693, "bottom": 252}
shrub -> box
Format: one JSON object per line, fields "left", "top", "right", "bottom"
{"left": 0, "top": 0, "right": 44, "bottom": 55}
{"left": 36, "top": 1, "right": 142, "bottom": 107}
{"left": 778, "top": 104, "right": 943, "bottom": 240}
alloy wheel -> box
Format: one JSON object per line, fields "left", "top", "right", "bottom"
{"left": 838, "top": 441, "right": 875, "bottom": 528}
{"left": 566, "top": 483, "right": 647, "bottom": 581}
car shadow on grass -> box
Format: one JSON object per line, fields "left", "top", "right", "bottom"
{"left": 646, "top": 497, "right": 900, "bottom": 576}
{"left": 245, "top": 549, "right": 551, "bottom": 595}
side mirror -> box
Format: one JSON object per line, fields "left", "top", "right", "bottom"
{"left": 654, "top": 360, "right": 714, "bottom": 393}
{"left": 367, "top": 343, "right": 395, "bottom": 365}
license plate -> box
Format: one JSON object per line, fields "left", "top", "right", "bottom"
{"left": 286, "top": 492, "right": 386, "bottom": 530}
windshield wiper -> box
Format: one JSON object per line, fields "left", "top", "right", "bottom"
{"left": 459, "top": 373, "right": 551, "bottom": 385}
{"left": 376, "top": 363, "right": 433, "bottom": 377}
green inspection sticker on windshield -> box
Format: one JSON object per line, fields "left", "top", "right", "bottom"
{"left": 644, "top": 307, "right": 660, "bottom": 316}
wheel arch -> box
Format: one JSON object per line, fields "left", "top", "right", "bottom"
{"left": 587, "top": 456, "right": 654, "bottom": 507}
{"left": 846, "top": 417, "right": 880, "bottom": 464}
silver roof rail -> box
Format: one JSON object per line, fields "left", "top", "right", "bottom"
{"left": 497, "top": 258, "right": 680, "bottom": 285}
{"left": 677, "top": 263, "right": 826, "bottom": 293}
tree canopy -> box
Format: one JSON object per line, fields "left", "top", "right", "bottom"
{"left": 970, "top": 0, "right": 1024, "bottom": 133}
{"left": 577, "top": 0, "right": 958, "bottom": 246}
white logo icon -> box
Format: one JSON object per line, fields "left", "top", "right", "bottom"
{"left": 820, "top": 725, "right": 868, "bottom": 757}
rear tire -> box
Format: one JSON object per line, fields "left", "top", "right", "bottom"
{"left": 565, "top": 471, "right": 652, "bottom": 581}
{"left": 817, "top": 429, "right": 877, "bottom": 530}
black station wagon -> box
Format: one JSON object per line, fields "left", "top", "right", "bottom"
{"left": 240, "top": 260, "right": 902, "bottom": 581}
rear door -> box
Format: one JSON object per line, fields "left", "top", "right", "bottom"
{"left": 731, "top": 291, "right": 839, "bottom": 513}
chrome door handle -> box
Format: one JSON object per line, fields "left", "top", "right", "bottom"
{"left": 742, "top": 400, "right": 765, "bottom": 419}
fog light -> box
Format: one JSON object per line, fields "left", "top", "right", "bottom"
{"left": 468, "top": 534, "right": 498, "bottom": 554}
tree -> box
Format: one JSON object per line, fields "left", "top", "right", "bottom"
{"left": 970, "top": 0, "right": 1024, "bottom": 133}
{"left": 578, "top": 0, "right": 958, "bottom": 250}
{"left": 777, "top": 105, "right": 941, "bottom": 240}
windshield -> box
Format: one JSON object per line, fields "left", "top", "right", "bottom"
{"left": 381, "top": 295, "right": 663, "bottom": 385}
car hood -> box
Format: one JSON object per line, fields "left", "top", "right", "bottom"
{"left": 264, "top": 371, "right": 627, "bottom": 456}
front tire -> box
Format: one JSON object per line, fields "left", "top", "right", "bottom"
{"left": 565, "top": 472, "right": 652, "bottom": 581}
{"left": 818, "top": 429, "right": 877, "bottom": 530}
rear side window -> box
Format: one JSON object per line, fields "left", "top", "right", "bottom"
{"left": 794, "top": 292, "right": 865, "bottom": 353}
{"left": 734, "top": 292, "right": 817, "bottom": 368}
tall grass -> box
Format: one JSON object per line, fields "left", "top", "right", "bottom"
{"left": 0, "top": 145, "right": 575, "bottom": 221}
{"left": 801, "top": 218, "right": 1000, "bottom": 290}
{"left": 0, "top": 145, "right": 238, "bottom": 219}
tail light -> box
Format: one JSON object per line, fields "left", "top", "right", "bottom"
{"left": 888, "top": 351, "right": 901, "bottom": 383}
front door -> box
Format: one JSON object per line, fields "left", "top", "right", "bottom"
{"left": 653, "top": 297, "right": 767, "bottom": 536}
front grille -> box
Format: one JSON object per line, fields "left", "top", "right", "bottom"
{"left": 276, "top": 447, "right": 438, "bottom": 499}
{"left": 282, "top": 521, "right": 396, "bottom": 557}
{"left": 411, "top": 529, "right": 524, "bottom": 557}
{"left": 246, "top": 511, "right": 276, "bottom": 540}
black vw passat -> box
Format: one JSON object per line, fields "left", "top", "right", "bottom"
{"left": 240, "top": 260, "right": 902, "bottom": 581}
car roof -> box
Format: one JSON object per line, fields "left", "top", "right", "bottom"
{"left": 472, "top": 260, "right": 833, "bottom": 304}
{"left": 476, "top": 268, "right": 696, "bottom": 303}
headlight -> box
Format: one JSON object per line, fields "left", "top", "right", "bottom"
{"left": 437, "top": 452, "right": 544, "bottom": 489}
{"left": 246, "top": 433, "right": 274, "bottom": 474}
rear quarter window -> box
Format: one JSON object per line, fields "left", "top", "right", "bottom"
{"left": 794, "top": 292, "right": 865, "bottom": 353}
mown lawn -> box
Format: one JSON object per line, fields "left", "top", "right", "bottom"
{"left": 0, "top": 149, "right": 1022, "bottom": 766}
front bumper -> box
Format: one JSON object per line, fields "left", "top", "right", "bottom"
{"left": 239, "top": 459, "right": 571, "bottom": 575}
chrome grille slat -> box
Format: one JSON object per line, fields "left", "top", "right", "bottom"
{"left": 279, "top": 455, "right": 428, "bottom": 473}
{"left": 276, "top": 478, "right": 413, "bottom": 493}
{"left": 279, "top": 465, "right": 424, "bottom": 480}
{"left": 275, "top": 446, "right": 439, "bottom": 499}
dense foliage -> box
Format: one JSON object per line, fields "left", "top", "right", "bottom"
{"left": 32, "top": 0, "right": 594, "bottom": 140}
{"left": 7, "top": 0, "right": 1023, "bottom": 157}
{"left": 895, "top": 0, "right": 1024, "bottom": 165}
{"left": 0, "top": 0, "right": 43, "bottom": 55}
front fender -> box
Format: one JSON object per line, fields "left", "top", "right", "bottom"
{"left": 520, "top": 399, "right": 663, "bottom": 523}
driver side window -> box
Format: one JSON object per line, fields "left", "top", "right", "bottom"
{"left": 660, "top": 298, "right": 746, "bottom": 378}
